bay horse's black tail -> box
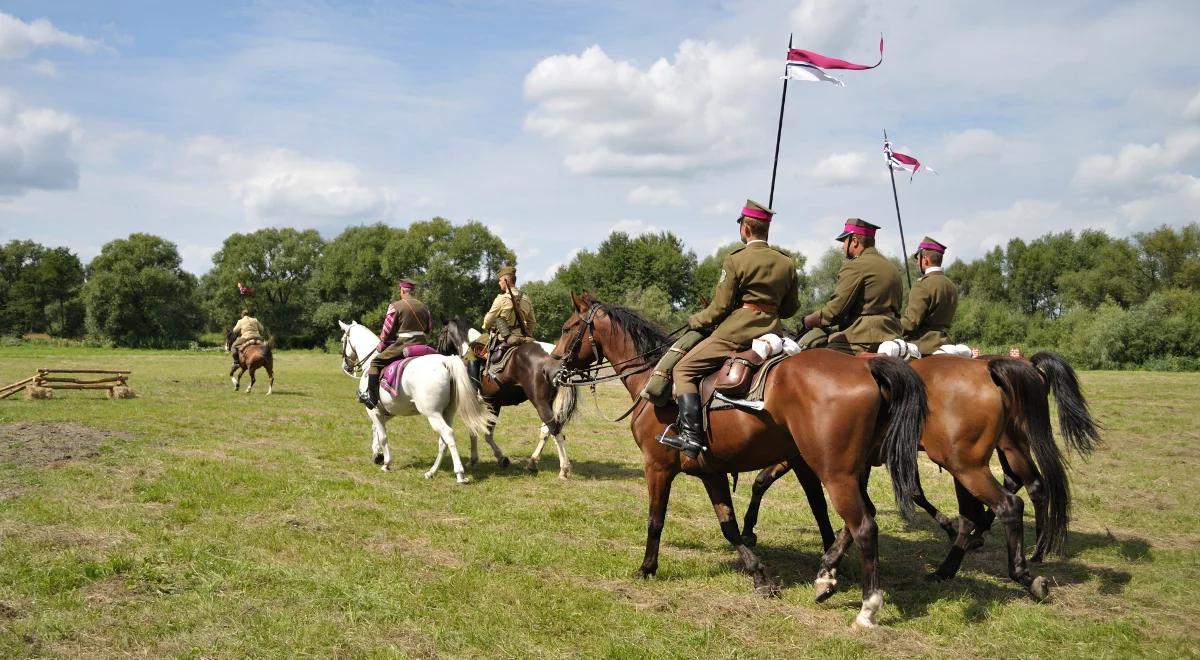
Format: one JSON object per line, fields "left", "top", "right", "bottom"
{"left": 1030, "top": 351, "right": 1101, "bottom": 457}
{"left": 264, "top": 336, "right": 275, "bottom": 358}
{"left": 867, "top": 356, "right": 927, "bottom": 519}
{"left": 990, "top": 358, "right": 1071, "bottom": 555}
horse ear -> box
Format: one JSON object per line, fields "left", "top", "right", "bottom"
{"left": 570, "top": 291, "right": 587, "bottom": 312}
{"left": 338, "top": 320, "right": 349, "bottom": 331}
{"left": 582, "top": 290, "right": 598, "bottom": 306}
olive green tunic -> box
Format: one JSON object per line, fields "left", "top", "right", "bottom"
{"left": 674, "top": 241, "right": 800, "bottom": 395}
{"left": 901, "top": 269, "right": 958, "bottom": 355}
{"left": 819, "top": 246, "right": 903, "bottom": 352}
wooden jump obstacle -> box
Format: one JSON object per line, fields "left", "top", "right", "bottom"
{"left": 0, "top": 369, "right": 134, "bottom": 400}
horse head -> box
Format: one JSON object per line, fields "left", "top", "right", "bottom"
{"left": 337, "top": 320, "right": 368, "bottom": 377}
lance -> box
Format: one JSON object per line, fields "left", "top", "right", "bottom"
{"left": 767, "top": 33, "right": 793, "bottom": 208}
{"left": 884, "top": 129, "right": 913, "bottom": 288}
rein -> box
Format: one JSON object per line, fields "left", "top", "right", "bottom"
{"left": 340, "top": 331, "right": 378, "bottom": 378}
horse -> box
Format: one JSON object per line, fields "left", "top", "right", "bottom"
{"left": 437, "top": 316, "right": 578, "bottom": 478}
{"left": 738, "top": 352, "right": 1100, "bottom": 601}
{"left": 337, "top": 320, "right": 495, "bottom": 484}
{"left": 225, "top": 330, "right": 274, "bottom": 394}
{"left": 551, "top": 292, "right": 927, "bottom": 628}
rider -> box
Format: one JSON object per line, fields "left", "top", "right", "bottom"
{"left": 800, "top": 218, "right": 903, "bottom": 354}
{"left": 902, "top": 236, "right": 959, "bottom": 355}
{"left": 230, "top": 308, "right": 265, "bottom": 370}
{"left": 481, "top": 266, "right": 536, "bottom": 374}
{"left": 660, "top": 199, "right": 800, "bottom": 459}
{"left": 360, "top": 278, "right": 433, "bottom": 410}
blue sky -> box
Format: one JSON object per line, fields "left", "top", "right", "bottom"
{"left": 2, "top": 1, "right": 1198, "bottom": 280}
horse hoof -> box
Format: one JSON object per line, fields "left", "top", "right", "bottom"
{"left": 742, "top": 532, "right": 758, "bottom": 547}
{"left": 965, "top": 535, "right": 985, "bottom": 551}
{"left": 456, "top": 476, "right": 472, "bottom": 485}
{"left": 925, "top": 571, "right": 952, "bottom": 583}
{"left": 525, "top": 460, "right": 538, "bottom": 474}
{"left": 814, "top": 576, "right": 838, "bottom": 603}
{"left": 558, "top": 472, "right": 569, "bottom": 480}
{"left": 423, "top": 471, "right": 435, "bottom": 480}
{"left": 754, "top": 576, "right": 781, "bottom": 599}
{"left": 381, "top": 464, "right": 391, "bottom": 472}
{"left": 499, "top": 456, "right": 511, "bottom": 469}
{"left": 1029, "top": 576, "right": 1050, "bottom": 602}
{"left": 635, "top": 567, "right": 656, "bottom": 580}
{"left": 1030, "top": 550, "right": 1046, "bottom": 563}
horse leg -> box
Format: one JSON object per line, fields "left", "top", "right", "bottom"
{"left": 797, "top": 457, "right": 837, "bottom": 553}
{"left": 265, "top": 360, "right": 274, "bottom": 395}
{"left": 913, "top": 473, "right": 959, "bottom": 544}
{"left": 699, "top": 472, "right": 779, "bottom": 597}
{"left": 528, "top": 425, "right": 549, "bottom": 474}
{"left": 368, "top": 410, "right": 391, "bottom": 471}
{"left": 821, "top": 476, "right": 883, "bottom": 627}
{"left": 741, "top": 460, "right": 791, "bottom": 547}
{"left": 245, "top": 366, "right": 255, "bottom": 394}
{"left": 956, "top": 468, "right": 1049, "bottom": 601}
{"left": 999, "top": 446, "right": 1049, "bottom": 561}
{"left": 229, "top": 364, "right": 239, "bottom": 390}
{"left": 427, "top": 413, "right": 470, "bottom": 485}
{"left": 637, "top": 463, "right": 677, "bottom": 579}
{"left": 481, "top": 406, "right": 509, "bottom": 468}
{"left": 425, "top": 438, "right": 447, "bottom": 479}
{"left": 929, "top": 478, "right": 985, "bottom": 581}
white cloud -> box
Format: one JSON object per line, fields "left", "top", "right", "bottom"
{"left": 186, "top": 136, "right": 391, "bottom": 226}
{"left": 523, "top": 41, "right": 775, "bottom": 176}
{"left": 942, "top": 129, "right": 1006, "bottom": 162}
{"left": 1072, "top": 128, "right": 1200, "bottom": 191}
{"left": 541, "top": 247, "right": 580, "bottom": 282}
{"left": 0, "top": 11, "right": 104, "bottom": 60}
{"left": 0, "top": 90, "right": 80, "bottom": 195}
{"left": 609, "top": 219, "right": 662, "bottom": 236}
{"left": 703, "top": 200, "right": 736, "bottom": 216}
{"left": 29, "top": 59, "right": 59, "bottom": 77}
{"left": 788, "top": 0, "right": 871, "bottom": 53}
{"left": 627, "top": 184, "right": 684, "bottom": 207}
{"left": 809, "top": 151, "right": 874, "bottom": 186}
{"left": 1185, "top": 90, "right": 1200, "bottom": 121}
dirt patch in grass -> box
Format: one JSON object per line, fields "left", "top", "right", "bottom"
{"left": 0, "top": 422, "right": 127, "bottom": 467}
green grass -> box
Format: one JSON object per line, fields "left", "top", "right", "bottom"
{"left": 1, "top": 345, "right": 1198, "bottom": 657}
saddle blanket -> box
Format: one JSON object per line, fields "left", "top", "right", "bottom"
{"left": 380, "top": 345, "right": 439, "bottom": 396}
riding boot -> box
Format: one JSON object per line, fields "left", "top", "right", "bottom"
{"left": 231, "top": 348, "right": 240, "bottom": 369}
{"left": 658, "top": 393, "right": 707, "bottom": 459}
{"left": 466, "top": 359, "right": 482, "bottom": 387}
{"left": 358, "top": 373, "right": 380, "bottom": 410}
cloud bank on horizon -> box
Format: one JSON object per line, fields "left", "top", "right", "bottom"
{"left": 0, "top": 0, "right": 1197, "bottom": 279}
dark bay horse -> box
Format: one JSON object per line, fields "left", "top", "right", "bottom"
{"left": 551, "top": 292, "right": 927, "bottom": 628}
{"left": 739, "top": 352, "right": 1100, "bottom": 601}
{"left": 226, "top": 331, "right": 274, "bottom": 394}
{"left": 438, "top": 316, "right": 578, "bottom": 477}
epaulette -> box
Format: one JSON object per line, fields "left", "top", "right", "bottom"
{"left": 728, "top": 246, "right": 746, "bottom": 256}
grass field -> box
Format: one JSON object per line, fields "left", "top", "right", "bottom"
{"left": 1, "top": 345, "right": 1198, "bottom": 658}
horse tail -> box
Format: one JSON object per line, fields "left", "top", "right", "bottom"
{"left": 866, "top": 356, "right": 927, "bottom": 519}
{"left": 445, "top": 356, "right": 496, "bottom": 439}
{"left": 989, "top": 358, "right": 1071, "bottom": 555}
{"left": 551, "top": 384, "right": 578, "bottom": 430}
{"left": 1030, "top": 351, "right": 1102, "bottom": 457}
{"left": 265, "top": 336, "right": 275, "bottom": 358}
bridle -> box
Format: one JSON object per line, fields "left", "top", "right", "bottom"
{"left": 340, "top": 328, "right": 377, "bottom": 378}
{"left": 551, "top": 304, "right": 682, "bottom": 388}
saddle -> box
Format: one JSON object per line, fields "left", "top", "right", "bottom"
{"left": 701, "top": 351, "right": 790, "bottom": 412}
{"left": 379, "top": 344, "right": 439, "bottom": 396}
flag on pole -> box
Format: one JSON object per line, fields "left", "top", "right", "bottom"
{"left": 237, "top": 281, "right": 255, "bottom": 296}
{"left": 784, "top": 36, "right": 884, "bottom": 86}
{"left": 884, "top": 139, "right": 936, "bottom": 181}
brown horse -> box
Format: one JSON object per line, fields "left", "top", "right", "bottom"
{"left": 437, "top": 316, "right": 577, "bottom": 477}
{"left": 551, "top": 292, "right": 927, "bottom": 627}
{"left": 739, "top": 353, "right": 1099, "bottom": 601}
{"left": 226, "top": 330, "right": 275, "bottom": 395}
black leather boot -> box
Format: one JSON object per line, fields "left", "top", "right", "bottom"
{"left": 231, "top": 349, "right": 240, "bottom": 369}
{"left": 659, "top": 393, "right": 706, "bottom": 459}
{"left": 466, "top": 359, "right": 482, "bottom": 388}
{"left": 359, "top": 373, "right": 380, "bottom": 410}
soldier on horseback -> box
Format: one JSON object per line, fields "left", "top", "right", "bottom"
{"left": 480, "top": 266, "right": 536, "bottom": 378}
{"left": 902, "top": 236, "right": 960, "bottom": 355}
{"left": 360, "top": 278, "right": 433, "bottom": 410}
{"left": 800, "top": 218, "right": 903, "bottom": 354}
{"left": 660, "top": 200, "right": 801, "bottom": 459}
{"left": 230, "top": 308, "right": 265, "bottom": 370}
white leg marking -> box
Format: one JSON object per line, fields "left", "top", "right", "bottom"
{"left": 854, "top": 591, "right": 884, "bottom": 629}
{"left": 553, "top": 433, "right": 571, "bottom": 479}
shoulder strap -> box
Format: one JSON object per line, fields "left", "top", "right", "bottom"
{"left": 400, "top": 299, "right": 431, "bottom": 334}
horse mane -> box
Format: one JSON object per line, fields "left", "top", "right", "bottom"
{"left": 597, "top": 303, "right": 672, "bottom": 361}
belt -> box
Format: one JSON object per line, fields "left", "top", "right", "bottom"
{"left": 741, "top": 302, "right": 778, "bottom": 315}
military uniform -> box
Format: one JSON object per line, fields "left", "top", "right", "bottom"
{"left": 482, "top": 285, "right": 536, "bottom": 346}
{"left": 361, "top": 279, "right": 432, "bottom": 409}
{"left": 902, "top": 237, "right": 958, "bottom": 355}
{"left": 803, "top": 219, "right": 903, "bottom": 354}
{"left": 230, "top": 313, "right": 264, "bottom": 367}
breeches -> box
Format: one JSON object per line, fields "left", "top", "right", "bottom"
{"left": 369, "top": 340, "right": 418, "bottom": 376}
{"left": 672, "top": 336, "right": 743, "bottom": 396}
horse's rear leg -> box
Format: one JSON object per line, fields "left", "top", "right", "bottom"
{"left": 479, "top": 407, "right": 509, "bottom": 468}
{"left": 426, "top": 413, "right": 469, "bottom": 484}
{"left": 245, "top": 367, "right": 255, "bottom": 394}
{"left": 999, "top": 445, "right": 1049, "bottom": 561}
{"left": 929, "top": 478, "right": 986, "bottom": 581}
{"left": 821, "top": 476, "right": 883, "bottom": 627}
{"left": 957, "top": 468, "right": 1049, "bottom": 601}
{"left": 637, "top": 463, "right": 676, "bottom": 579}
{"left": 265, "top": 361, "right": 274, "bottom": 395}
{"left": 913, "top": 473, "right": 960, "bottom": 544}
{"left": 699, "top": 473, "right": 780, "bottom": 598}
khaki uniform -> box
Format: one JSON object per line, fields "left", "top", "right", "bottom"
{"left": 901, "top": 269, "right": 958, "bottom": 355}
{"left": 231, "top": 316, "right": 264, "bottom": 351}
{"left": 818, "top": 247, "right": 903, "bottom": 353}
{"left": 370, "top": 296, "right": 432, "bottom": 376}
{"left": 482, "top": 287, "right": 536, "bottom": 346}
{"left": 673, "top": 241, "right": 800, "bottom": 395}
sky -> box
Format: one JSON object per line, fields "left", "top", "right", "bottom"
{"left": 1, "top": 0, "right": 1198, "bottom": 281}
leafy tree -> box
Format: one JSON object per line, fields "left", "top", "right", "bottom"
{"left": 554, "top": 232, "right": 696, "bottom": 309}
{"left": 83, "top": 233, "right": 201, "bottom": 347}
{"left": 520, "top": 278, "right": 573, "bottom": 343}
{"left": 1136, "top": 223, "right": 1200, "bottom": 289}
{"left": 0, "top": 241, "right": 84, "bottom": 336}
{"left": 308, "top": 224, "right": 403, "bottom": 339}
{"left": 40, "top": 247, "right": 85, "bottom": 336}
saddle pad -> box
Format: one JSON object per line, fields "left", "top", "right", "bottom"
{"left": 404, "top": 344, "right": 439, "bottom": 358}
{"left": 708, "top": 352, "right": 791, "bottom": 412}
{"left": 381, "top": 354, "right": 437, "bottom": 396}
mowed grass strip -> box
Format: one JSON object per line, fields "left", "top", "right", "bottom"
{"left": 0, "top": 345, "right": 1198, "bottom": 657}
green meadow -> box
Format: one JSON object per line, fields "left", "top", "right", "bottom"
{"left": 1, "top": 345, "right": 1197, "bottom": 658}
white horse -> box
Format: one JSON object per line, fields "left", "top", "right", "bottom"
{"left": 338, "top": 320, "right": 495, "bottom": 484}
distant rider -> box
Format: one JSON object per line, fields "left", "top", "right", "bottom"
{"left": 230, "top": 308, "right": 265, "bottom": 369}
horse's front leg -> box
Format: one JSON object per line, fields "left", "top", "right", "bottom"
{"left": 245, "top": 368, "right": 255, "bottom": 394}
{"left": 230, "top": 366, "right": 242, "bottom": 391}
{"left": 699, "top": 472, "right": 779, "bottom": 597}
{"left": 638, "top": 462, "right": 677, "bottom": 578}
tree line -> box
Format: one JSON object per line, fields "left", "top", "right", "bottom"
{"left": 2, "top": 220, "right": 1197, "bottom": 369}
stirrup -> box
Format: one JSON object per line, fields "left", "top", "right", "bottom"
{"left": 357, "top": 390, "right": 377, "bottom": 410}
{"left": 658, "top": 425, "right": 705, "bottom": 458}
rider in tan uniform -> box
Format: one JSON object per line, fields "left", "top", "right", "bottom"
{"left": 230, "top": 308, "right": 265, "bottom": 369}
{"left": 902, "top": 236, "right": 959, "bottom": 355}
{"left": 800, "top": 218, "right": 903, "bottom": 354}
{"left": 661, "top": 199, "right": 800, "bottom": 459}
{"left": 478, "top": 266, "right": 535, "bottom": 379}
{"left": 360, "top": 278, "right": 433, "bottom": 410}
